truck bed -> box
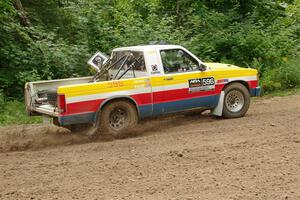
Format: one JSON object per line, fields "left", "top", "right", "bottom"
{"left": 25, "top": 76, "right": 93, "bottom": 116}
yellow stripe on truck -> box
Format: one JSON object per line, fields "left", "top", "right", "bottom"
{"left": 58, "top": 78, "right": 144, "bottom": 97}
{"left": 58, "top": 69, "right": 257, "bottom": 98}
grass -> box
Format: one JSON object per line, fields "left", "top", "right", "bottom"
{"left": 262, "top": 86, "right": 300, "bottom": 98}
{"left": 0, "top": 101, "right": 42, "bottom": 127}
{"left": 0, "top": 87, "right": 299, "bottom": 127}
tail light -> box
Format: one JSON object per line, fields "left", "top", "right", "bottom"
{"left": 57, "top": 94, "right": 66, "bottom": 113}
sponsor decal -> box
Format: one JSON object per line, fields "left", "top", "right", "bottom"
{"left": 151, "top": 64, "right": 160, "bottom": 74}
{"left": 188, "top": 77, "right": 215, "bottom": 93}
{"left": 216, "top": 79, "right": 229, "bottom": 84}
{"left": 151, "top": 64, "right": 158, "bottom": 71}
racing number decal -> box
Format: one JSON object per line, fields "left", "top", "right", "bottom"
{"left": 108, "top": 81, "right": 124, "bottom": 88}
{"left": 188, "top": 77, "right": 215, "bottom": 93}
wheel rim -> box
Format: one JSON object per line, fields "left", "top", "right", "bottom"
{"left": 225, "top": 89, "right": 245, "bottom": 113}
{"left": 109, "top": 108, "right": 127, "bottom": 130}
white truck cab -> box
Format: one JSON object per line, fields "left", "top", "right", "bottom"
{"left": 111, "top": 45, "right": 205, "bottom": 78}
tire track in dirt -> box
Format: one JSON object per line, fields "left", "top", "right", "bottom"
{"left": 0, "top": 125, "right": 91, "bottom": 152}
{"left": 0, "top": 110, "right": 213, "bottom": 153}
{"left": 0, "top": 95, "right": 299, "bottom": 153}
{"left": 0, "top": 95, "right": 299, "bottom": 200}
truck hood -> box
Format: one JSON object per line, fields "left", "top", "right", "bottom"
{"left": 204, "top": 63, "right": 255, "bottom": 71}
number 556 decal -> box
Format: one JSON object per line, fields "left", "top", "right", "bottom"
{"left": 188, "top": 77, "right": 215, "bottom": 93}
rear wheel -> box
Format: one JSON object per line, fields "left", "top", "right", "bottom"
{"left": 222, "top": 83, "right": 250, "bottom": 118}
{"left": 99, "top": 100, "right": 138, "bottom": 138}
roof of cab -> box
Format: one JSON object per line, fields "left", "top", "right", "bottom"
{"left": 112, "top": 45, "right": 182, "bottom": 52}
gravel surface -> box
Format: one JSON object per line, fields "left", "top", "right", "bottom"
{"left": 0, "top": 95, "right": 299, "bottom": 200}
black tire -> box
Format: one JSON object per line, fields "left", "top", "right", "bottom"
{"left": 222, "top": 83, "right": 250, "bottom": 118}
{"left": 99, "top": 100, "right": 138, "bottom": 138}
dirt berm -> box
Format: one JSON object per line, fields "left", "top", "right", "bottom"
{"left": 0, "top": 95, "right": 299, "bottom": 200}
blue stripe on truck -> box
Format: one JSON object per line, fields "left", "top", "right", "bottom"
{"left": 58, "top": 112, "right": 96, "bottom": 126}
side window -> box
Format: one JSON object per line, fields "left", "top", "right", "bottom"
{"left": 109, "top": 51, "right": 147, "bottom": 79}
{"left": 160, "top": 49, "right": 199, "bottom": 74}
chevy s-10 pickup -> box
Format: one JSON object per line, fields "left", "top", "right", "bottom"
{"left": 25, "top": 45, "right": 260, "bottom": 136}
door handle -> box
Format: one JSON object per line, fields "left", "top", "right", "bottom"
{"left": 164, "top": 77, "right": 174, "bottom": 81}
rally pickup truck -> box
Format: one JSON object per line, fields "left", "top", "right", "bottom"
{"left": 25, "top": 45, "right": 260, "bottom": 136}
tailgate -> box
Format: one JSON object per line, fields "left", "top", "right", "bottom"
{"left": 24, "top": 77, "right": 93, "bottom": 117}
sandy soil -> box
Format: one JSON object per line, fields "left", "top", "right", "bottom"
{"left": 0, "top": 95, "right": 299, "bottom": 200}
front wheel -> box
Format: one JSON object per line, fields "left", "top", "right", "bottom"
{"left": 99, "top": 100, "right": 138, "bottom": 138}
{"left": 222, "top": 83, "right": 250, "bottom": 118}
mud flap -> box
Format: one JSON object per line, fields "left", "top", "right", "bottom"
{"left": 42, "top": 115, "right": 52, "bottom": 124}
{"left": 212, "top": 91, "right": 224, "bottom": 116}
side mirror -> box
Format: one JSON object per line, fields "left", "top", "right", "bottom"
{"left": 87, "top": 52, "right": 109, "bottom": 72}
{"left": 198, "top": 63, "right": 207, "bottom": 72}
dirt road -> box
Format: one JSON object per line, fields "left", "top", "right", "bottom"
{"left": 0, "top": 95, "right": 299, "bottom": 200}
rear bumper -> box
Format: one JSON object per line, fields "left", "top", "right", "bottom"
{"left": 250, "top": 86, "right": 261, "bottom": 97}
{"left": 58, "top": 112, "right": 96, "bottom": 126}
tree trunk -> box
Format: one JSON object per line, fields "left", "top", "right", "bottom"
{"left": 176, "top": 0, "right": 180, "bottom": 27}
{"left": 13, "top": 0, "right": 31, "bottom": 26}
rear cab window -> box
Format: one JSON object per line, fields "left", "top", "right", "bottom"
{"left": 109, "top": 51, "right": 147, "bottom": 80}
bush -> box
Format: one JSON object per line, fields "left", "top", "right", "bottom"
{"left": 1, "top": 0, "right": 300, "bottom": 101}
{"left": 0, "top": 90, "right": 4, "bottom": 113}
{"left": 276, "top": 58, "right": 300, "bottom": 88}
{"left": 260, "top": 57, "right": 300, "bottom": 93}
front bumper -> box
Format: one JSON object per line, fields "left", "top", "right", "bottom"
{"left": 250, "top": 86, "right": 261, "bottom": 97}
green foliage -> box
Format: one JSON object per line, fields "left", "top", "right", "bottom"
{"left": 0, "top": 100, "right": 41, "bottom": 126}
{"left": 276, "top": 58, "right": 300, "bottom": 88}
{"left": 0, "top": 21, "right": 89, "bottom": 98}
{"left": 0, "top": 90, "right": 4, "bottom": 113}
{"left": 260, "top": 57, "right": 300, "bottom": 93}
{"left": 1, "top": 0, "right": 300, "bottom": 126}
{"left": 1, "top": 0, "right": 300, "bottom": 101}
{"left": 262, "top": 86, "right": 300, "bottom": 97}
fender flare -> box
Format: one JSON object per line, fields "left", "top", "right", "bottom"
{"left": 212, "top": 81, "right": 250, "bottom": 116}
{"left": 93, "top": 96, "right": 140, "bottom": 122}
